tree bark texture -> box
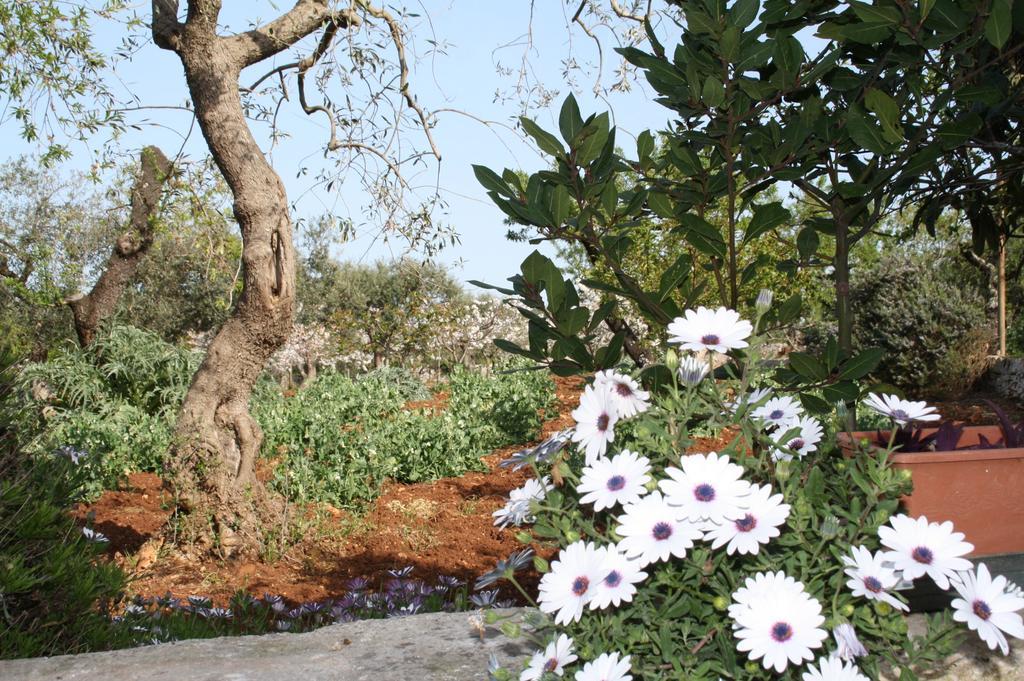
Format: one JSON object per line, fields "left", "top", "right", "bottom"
{"left": 152, "top": 0, "right": 348, "bottom": 554}
{"left": 67, "top": 146, "right": 172, "bottom": 346}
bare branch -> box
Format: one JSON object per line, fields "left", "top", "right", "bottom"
{"left": 227, "top": 0, "right": 360, "bottom": 69}
{"left": 357, "top": 0, "right": 442, "bottom": 161}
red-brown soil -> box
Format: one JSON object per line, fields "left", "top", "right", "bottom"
{"left": 75, "top": 376, "right": 585, "bottom": 606}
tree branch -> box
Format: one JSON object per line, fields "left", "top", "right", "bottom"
{"left": 67, "top": 146, "right": 173, "bottom": 346}
{"left": 151, "top": 0, "right": 184, "bottom": 51}
{"left": 227, "top": 0, "right": 360, "bottom": 69}
{"left": 357, "top": 0, "right": 441, "bottom": 161}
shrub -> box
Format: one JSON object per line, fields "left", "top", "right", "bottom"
{"left": 0, "top": 344, "right": 131, "bottom": 659}
{"left": 851, "top": 253, "right": 992, "bottom": 398}
{"left": 990, "top": 357, "right": 1024, "bottom": 404}
{"left": 447, "top": 365, "right": 558, "bottom": 450}
{"left": 355, "top": 365, "right": 430, "bottom": 401}
{"left": 262, "top": 366, "right": 556, "bottom": 508}
{"left": 11, "top": 325, "right": 197, "bottom": 497}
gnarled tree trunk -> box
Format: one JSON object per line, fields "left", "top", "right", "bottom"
{"left": 152, "top": 0, "right": 356, "bottom": 555}
{"left": 67, "top": 146, "right": 172, "bottom": 346}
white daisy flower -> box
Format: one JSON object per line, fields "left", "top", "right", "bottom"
{"left": 832, "top": 623, "right": 868, "bottom": 660}
{"left": 863, "top": 393, "right": 941, "bottom": 426}
{"left": 801, "top": 656, "right": 869, "bottom": 681}
{"left": 659, "top": 452, "right": 752, "bottom": 524}
{"left": 492, "top": 477, "right": 552, "bottom": 528}
{"left": 770, "top": 415, "right": 824, "bottom": 461}
{"left": 576, "top": 450, "right": 651, "bottom": 512}
{"left": 574, "top": 652, "right": 632, "bottom": 681}
{"left": 589, "top": 544, "right": 647, "bottom": 610}
{"left": 751, "top": 395, "right": 803, "bottom": 430}
{"left": 677, "top": 356, "right": 710, "bottom": 387}
{"left": 521, "top": 633, "right": 578, "bottom": 680}
{"left": 842, "top": 545, "right": 908, "bottom": 611}
{"left": 755, "top": 288, "right": 773, "bottom": 312}
{"left": 725, "top": 386, "right": 772, "bottom": 415}
{"left": 950, "top": 562, "right": 1024, "bottom": 655}
{"left": 878, "top": 514, "right": 974, "bottom": 590}
{"left": 594, "top": 370, "right": 650, "bottom": 419}
{"left": 706, "top": 483, "right": 790, "bottom": 555}
{"left": 615, "top": 490, "right": 703, "bottom": 568}
{"left": 667, "top": 306, "right": 753, "bottom": 354}
{"left": 81, "top": 527, "right": 108, "bottom": 543}
{"left": 729, "top": 571, "right": 807, "bottom": 622}
{"left": 571, "top": 384, "right": 620, "bottom": 464}
{"left": 732, "top": 571, "right": 829, "bottom": 673}
{"left": 538, "top": 541, "right": 605, "bottom": 625}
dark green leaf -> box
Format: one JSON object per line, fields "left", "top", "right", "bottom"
{"left": 985, "top": 0, "right": 1013, "bottom": 48}
{"left": 520, "top": 117, "right": 565, "bottom": 157}
{"left": 838, "top": 347, "right": 885, "bottom": 380}
{"left": 558, "top": 94, "right": 584, "bottom": 143}
{"left": 730, "top": 0, "right": 759, "bottom": 29}
{"left": 789, "top": 352, "right": 828, "bottom": 381}
{"left": 744, "top": 202, "right": 791, "bottom": 243}
{"left": 797, "top": 226, "right": 819, "bottom": 259}
{"left": 472, "top": 165, "right": 512, "bottom": 198}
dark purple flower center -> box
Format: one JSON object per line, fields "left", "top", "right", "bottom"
{"left": 615, "top": 382, "right": 633, "bottom": 397}
{"left": 652, "top": 522, "right": 673, "bottom": 541}
{"left": 771, "top": 621, "right": 794, "bottom": 642}
{"left": 701, "top": 333, "right": 721, "bottom": 346}
{"left": 735, "top": 514, "right": 757, "bottom": 533}
{"left": 596, "top": 414, "right": 610, "bottom": 431}
{"left": 892, "top": 409, "right": 909, "bottom": 422}
{"left": 789, "top": 439, "right": 805, "bottom": 450}
{"left": 571, "top": 576, "right": 590, "bottom": 596}
{"left": 911, "top": 546, "right": 934, "bottom": 565}
{"left": 604, "top": 570, "right": 622, "bottom": 588}
{"left": 544, "top": 658, "right": 559, "bottom": 673}
{"left": 606, "top": 475, "right": 626, "bottom": 491}
{"left": 769, "top": 409, "right": 784, "bottom": 420}
{"left": 694, "top": 483, "right": 716, "bottom": 502}
{"left": 863, "top": 576, "right": 883, "bottom": 593}
{"left": 972, "top": 599, "right": 992, "bottom": 620}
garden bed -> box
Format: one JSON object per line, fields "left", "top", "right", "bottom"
{"left": 73, "top": 375, "right": 584, "bottom": 607}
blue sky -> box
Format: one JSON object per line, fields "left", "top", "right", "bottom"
{"left": 1, "top": 2, "right": 674, "bottom": 288}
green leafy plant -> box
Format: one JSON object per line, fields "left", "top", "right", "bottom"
{"left": 0, "top": 342, "right": 131, "bottom": 659}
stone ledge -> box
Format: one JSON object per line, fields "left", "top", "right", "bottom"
{"left": 1, "top": 610, "right": 1020, "bottom": 680}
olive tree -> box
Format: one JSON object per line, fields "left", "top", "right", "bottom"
{"left": 148, "top": 0, "right": 441, "bottom": 553}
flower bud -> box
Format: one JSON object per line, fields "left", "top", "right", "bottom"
{"left": 841, "top": 604, "right": 855, "bottom": 617}
{"left": 756, "top": 288, "right": 773, "bottom": 312}
{"left": 564, "top": 529, "right": 581, "bottom": 543}
{"left": 665, "top": 348, "right": 679, "bottom": 372}
{"left": 678, "top": 356, "right": 710, "bottom": 388}
{"left": 775, "top": 459, "right": 792, "bottom": 481}
{"left": 899, "top": 469, "right": 913, "bottom": 481}
{"left": 515, "top": 531, "right": 533, "bottom": 544}
{"left": 873, "top": 601, "right": 892, "bottom": 616}
{"left": 500, "top": 621, "right": 521, "bottom": 639}
{"left": 713, "top": 595, "right": 729, "bottom": 611}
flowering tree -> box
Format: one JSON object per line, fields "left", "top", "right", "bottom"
{"left": 267, "top": 322, "right": 340, "bottom": 390}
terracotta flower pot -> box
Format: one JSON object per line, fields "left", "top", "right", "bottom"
{"left": 838, "top": 425, "right": 1024, "bottom": 556}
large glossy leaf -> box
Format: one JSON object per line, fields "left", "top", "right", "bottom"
{"left": 984, "top": 0, "right": 1013, "bottom": 48}
{"left": 472, "top": 165, "right": 512, "bottom": 198}
{"left": 558, "top": 94, "right": 584, "bottom": 143}
{"left": 520, "top": 117, "right": 565, "bottom": 158}
{"left": 838, "top": 347, "right": 884, "bottom": 380}
{"left": 743, "top": 202, "right": 791, "bottom": 243}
